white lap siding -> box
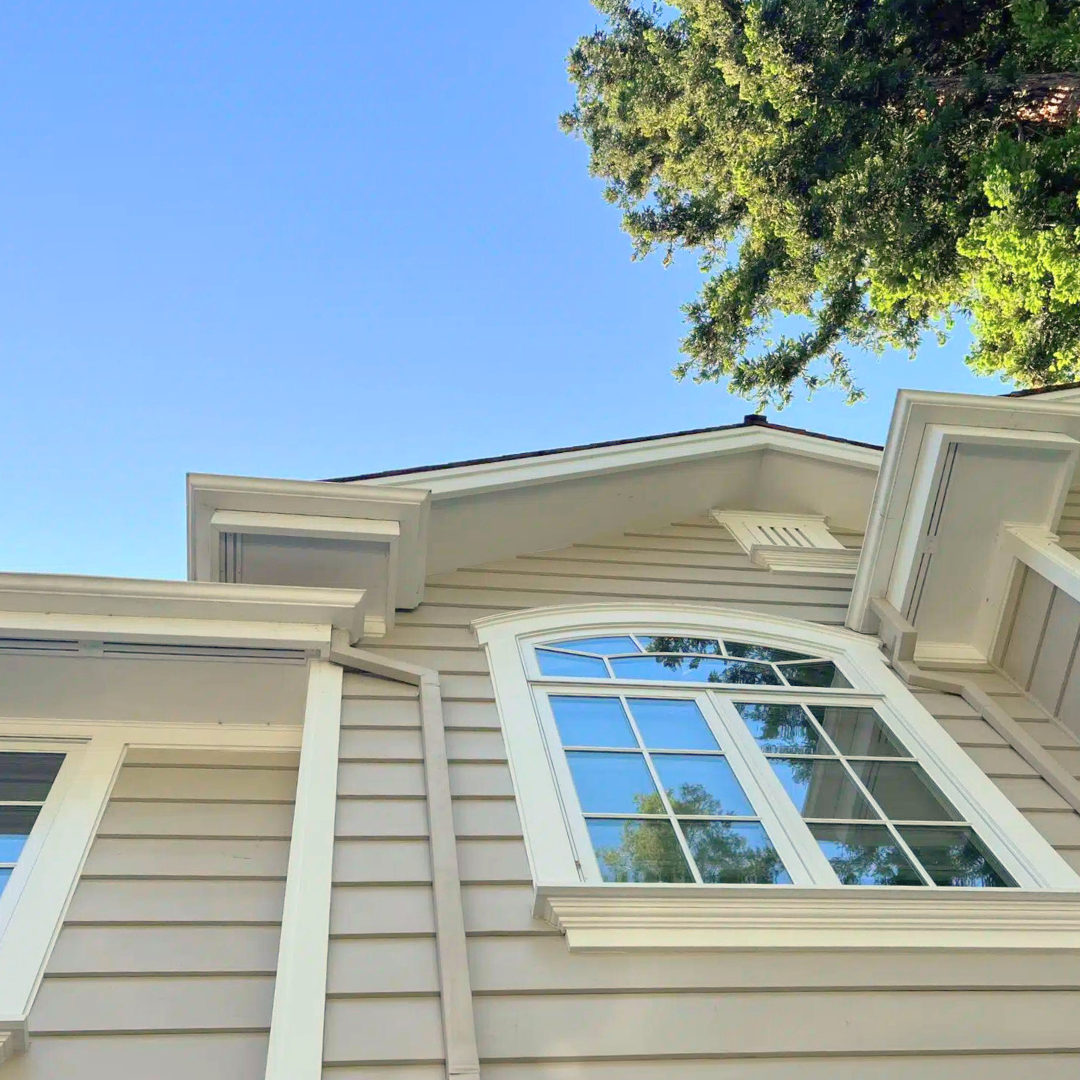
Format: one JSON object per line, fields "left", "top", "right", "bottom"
{"left": 354, "top": 514, "right": 1080, "bottom": 1078}
{"left": 10, "top": 748, "right": 300, "bottom": 1080}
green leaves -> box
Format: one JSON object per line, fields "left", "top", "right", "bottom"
{"left": 563, "top": 0, "right": 1080, "bottom": 406}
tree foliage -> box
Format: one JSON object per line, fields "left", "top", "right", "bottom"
{"left": 561, "top": 0, "right": 1080, "bottom": 407}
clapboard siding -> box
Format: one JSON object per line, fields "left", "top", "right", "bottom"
{"left": 341, "top": 514, "right": 1080, "bottom": 1074}
{"left": 23, "top": 750, "right": 299, "bottom": 1080}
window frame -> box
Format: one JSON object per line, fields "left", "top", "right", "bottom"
{"left": 476, "top": 603, "right": 1080, "bottom": 897}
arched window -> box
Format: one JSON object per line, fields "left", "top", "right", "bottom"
{"left": 476, "top": 604, "right": 1078, "bottom": 900}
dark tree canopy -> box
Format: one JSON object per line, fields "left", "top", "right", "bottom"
{"left": 561, "top": 0, "right": 1080, "bottom": 407}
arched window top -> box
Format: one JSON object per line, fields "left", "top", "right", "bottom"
{"left": 475, "top": 603, "right": 1080, "bottom": 913}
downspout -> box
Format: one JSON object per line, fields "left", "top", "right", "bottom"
{"left": 330, "top": 630, "right": 481, "bottom": 1080}
{"left": 871, "top": 598, "right": 1080, "bottom": 815}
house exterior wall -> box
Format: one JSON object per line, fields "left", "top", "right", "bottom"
{"left": 331, "top": 513, "right": 1080, "bottom": 1078}
{"left": 8, "top": 746, "right": 300, "bottom": 1080}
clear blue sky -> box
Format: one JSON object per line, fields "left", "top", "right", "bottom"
{"left": 0, "top": 2, "right": 1006, "bottom": 579}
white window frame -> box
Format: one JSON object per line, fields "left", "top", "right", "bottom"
{"left": 476, "top": 603, "right": 1080, "bottom": 950}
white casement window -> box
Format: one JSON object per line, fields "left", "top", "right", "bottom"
{"left": 0, "top": 751, "right": 67, "bottom": 897}
{"left": 476, "top": 605, "right": 1080, "bottom": 948}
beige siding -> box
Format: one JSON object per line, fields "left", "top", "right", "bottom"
{"left": 19, "top": 748, "right": 299, "bottom": 1080}
{"left": 347, "top": 513, "right": 1080, "bottom": 1076}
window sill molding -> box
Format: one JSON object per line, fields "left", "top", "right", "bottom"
{"left": 534, "top": 884, "right": 1080, "bottom": 950}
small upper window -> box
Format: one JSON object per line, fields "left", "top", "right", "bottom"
{"left": 0, "top": 751, "right": 65, "bottom": 895}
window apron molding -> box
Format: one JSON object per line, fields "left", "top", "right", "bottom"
{"left": 474, "top": 602, "right": 1080, "bottom": 950}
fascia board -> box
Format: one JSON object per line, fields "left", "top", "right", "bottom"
{"left": 0, "top": 573, "right": 366, "bottom": 644}
{"left": 849, "top": 390, "right": 1080, "bottom": 633}
{"left": 357, "top": 428, "right": 882, "bottom": 499}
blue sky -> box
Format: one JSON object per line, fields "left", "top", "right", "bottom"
{"left": 0, "top": 2, "right": 1006, "bottom": 579}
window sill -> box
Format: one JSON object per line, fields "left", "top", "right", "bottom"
{"left": 534, "top": 884, "right": 1080, "bottom": 950}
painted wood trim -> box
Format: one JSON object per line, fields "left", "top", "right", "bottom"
{"left": 264, "top": 659, "right": 343, "bottom": 1080}
{"left": 328, "top": 633, "right": 481, "bottom": 1080}
{"left": 0, "top": 735, "right": 126, "bottom": 1022}
{"left": 537, "top": 884, "right": 1080, "bottom": 949}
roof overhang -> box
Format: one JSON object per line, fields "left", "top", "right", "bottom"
{"left": 346, "top": 425, "right": 883, "bottom": 575}
{"left": 0, "top": 573, "right": 368, "bottom": 654}
{"left": 848, "top": 391, "right": 1080, "bottom": 664}
{"left": 187, "top": 474, "right": 431, "bottom": 637}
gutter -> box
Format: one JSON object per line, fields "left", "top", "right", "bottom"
{"left": 329, "top": 631, "right": 481, "bottom": 1080}
{"left": 872, "top": 598, "right": 1080, "bottom": 816}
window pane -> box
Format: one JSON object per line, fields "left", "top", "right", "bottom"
{"left": 811, "top": 823, "right": 924, "bottom": 885}
{"left": 808, "top": 706, "right": 905, "bottom": 757}
{"left": 587, "top": 818, "right": 694, "bottom": 882}
{"left": 681, "top": 821, "right": 791, "bottom": 884}
{"left": 0, "top": 752, "right": 65, "bottom": 801}
{"left": 736, "top": 702, "right": 829, "bottom": 755}
{"left": 0, "top": 807, "right": 39, "bottom": 863}
{"left": 627, "top": 698, "right": 718, "bottom": 751}
{"left": 638, "top": 636, "right": 722, "bottom": 655}
{"left": 769, "top": 758, "right": 879, "bottom": 819}
{"left": 725, "top": 641, "right": 814, "bottom": 662}
{"left": 898, "top": 826, "right": 1016, "bottom": 887}
{"left": 652, "top": 754, "right": 755, "bottom": 816}
{"left": 0, "top": 868, "right": 10, "bottom": 895}
{"left": 609, "top": 655, "right": 781, "bottom": 685}
{"left": 536, "top": 650, "right": 609, "bottom": 678}
{"left": 550, "top": 696, "right": 636, "bottom": 748}
{"left": 547, "top": 636, "right": 641, "bottom": 656}
{"left": 779, "top": 661, "right": 851, "bottom": 688}
{"left": 565, "top": 752, "right": 660, "bottom": 813}
{"left": 848, "top": 761, "right": 960, "bottom": 822}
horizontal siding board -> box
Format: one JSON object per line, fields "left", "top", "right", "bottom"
{"left": 326, "top": 938, "right": 439, "bottom": 995}
{"left": 445, "top": 729, "right": 507, "bottom": 762}
{"left": 341, "top": 698, "right": 421, "bottom": 727}
{"left": 963, "top": 746, "right": 1038, "bottom": 777}
{"left": 83, "top": 837, "right": 290, "bottom": 879}
{"left": 4, "top": 1033, "right": 270, "bottom": 1080}
{"left": 452, "top": 798, "right": 521, "bottom": 838}
{"left": 339, "top": 728, "right": 424, "bottom": 760}
{"left": 336, "top": 799, "right": 429, "bottom": 838}
{"left": 333, "top": 840, "right": 432, "bottom": 884}
{"left": 466, "top": 936, "right": 1080, "bottom": 994}
{"left": 339, "top": 761, "right": 426, "bottom": 797}
{"left": 938, "top": 717, "right": 1008, "bottom": 746}
{"left": 98, "top": 800, "right": 295, "bottom": 839}
{"left": 1024, "top": 720, "right": 1080, "bottom": 750}
{"left": 449, "top": 763, "right": 515, "bottom": 797}
{"left": 46, "top": 925, "right": 281, "bottom": 975}
{"left": 472, "top": 990, "right": 1080, "bottom": 1058}
{"left": 462, "top": 885, "right": 553, "bottom": 935}
{"left": 456, "top": 839, "right": 531, "bottom": 883}
{"left": 110, "top": 766, "right": 297, "bottom": 802}
{"left": 64, "top": 878, "right": 286, "bottom": 924}
{"left": 330, "top": 885, "right": 436, "bottom": 936}
{"left": 910, "top": 692, "right": 979, "bottom": 719}
{"left": 323, "top": 997, "right": 444, "bottom": 1065}
{"left": 993, "top": 777, "right": 1073, "bottom": 810}
{"left": 1024, "top": 810, "right": 1080, "bottom": 846}
{"left": 342, "top": 674, "right": 419, "bottom": 700}
{"left": 29, "top": 975, "right": 276, "bottom": 1034}
{"left": 477, "top": 1056, "right": 1080, "bottom": 1080}
{"left": 369, "top": 647, "right": 491, "bottom": 674}
{"left": 443, "top": 701, "right": 502, "bottom": 730}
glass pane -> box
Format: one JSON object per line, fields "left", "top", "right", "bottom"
{"left": 587, "top": 818, "right": 694, "bottom": 882}
{"left": 638, "top": 636, "right": 722, "bottom": 656}
{"left": 681, "top": 821, "right": 791, "bottom": 884}
{"left": 565, "top": 751, "right": 660, "bottom": 814}
{"left": 808, "top": 706, "right": 905, "bottom": 757}
{"left": 550, "top": 696, "right": 636, "bottom": 748}
{"left": 0, "top": 807, "right": 38, "bottom": 862}
{"left": 609, "top": 655, "right": 781, "bottom": 685}
{"left": 627, "top": 698, "right": 718, "bottom": 751}
{"left": 536, "top": 650, "right": 609, "bottom": 678}
{"left": 779, "top": 661, "right": 852, "bottom": 688}
{"left": 547, "top": 636, "right": 641, "bottom": 656}
{"left": 769, "top": 758, "right": 879, "bottom": 819}
{"left": 811, "top": 823, "right": 924, "bottom": 885}
{"left": 0, "top": 868, "right": 10, "bottom": 895}
{"left": 652, "top": 754, "right": 755, "bottom": 816}
{"left": 725, "top": 641, "right": 814, "bottom": 662}
{"left": 736, "top": 702, "right": 829, "bottom": 755}
{"left": 848, "top": 761, "right": 960, "bottom": 821}
{"left": 898, "top": 826, "right": 1016, "bottom": 887}
{"left": 0, "top": 752, "right": 65, "bottom": 801}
